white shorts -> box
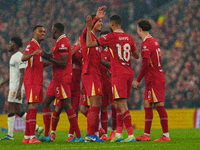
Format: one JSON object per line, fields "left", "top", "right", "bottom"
{"left": 8, "top": 89, "right": 24, "bottom": 104}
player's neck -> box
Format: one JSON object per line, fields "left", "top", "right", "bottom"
{"left": 34, "top": 38, "right": 42, "bottom": 44}
{"left": 141, "top": 32, "right": 150, "bottom": 41}
{"left": 12, "top": 49, "right": 18, "bottom": 55}
{"left": 112, "top": 26, "right": 122, "bottom": 32}
{"left": 92, "top": 29, "right": 98, "bottom": 36}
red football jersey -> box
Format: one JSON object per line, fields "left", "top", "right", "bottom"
{"left": 140, "top": 35, "right": 165, "bottom": 84}
{"left": 24, "top": 39, "right": 43, "bottom": 86}
{"left": 100, "top": 47, "right": 111, "bottom": 80}
{"left": 98, "top": 30, "right": 137, "bottom": 76}
{"left": 72, "top": 49, "right": 82, "bottom": 70}
{"left": 80, "top": 31, "right": 101, "bottom": 75}
{"left": 52, "top": 34, "right": 72, "bottom": 82}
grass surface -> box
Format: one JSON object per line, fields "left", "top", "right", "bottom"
{"left": 0, "top": 129, "right": 200, "bottom": 150}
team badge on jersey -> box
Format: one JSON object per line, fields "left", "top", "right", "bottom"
{"left": 25, "top": 44, "right": 30, "bottom": 51}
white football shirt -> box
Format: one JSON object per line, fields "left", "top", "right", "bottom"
{"left": 9, "top": 51, "right": 26, "bottom": 90}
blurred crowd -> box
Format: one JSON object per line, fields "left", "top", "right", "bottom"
{"left": 0, "top": 0, "right": 199, "bottom": 113}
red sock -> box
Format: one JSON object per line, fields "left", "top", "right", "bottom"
{"left": 144, "top": 107, "right": 153, "bottom": 134}
{"left": 83, "top": 110, "right": 88, "bottom": 117}
{"left": 66, "top": 108, "right": 81, "bottom": 138}
{"left": 111, "top": 106, "right": 116, "bottom": 131}
{"left": 43, "top": 108, "right": 51, "bottom": 136}
{"left": 29, "top": 109, "right": 38, "bottom": 136}
{"left": 87, "top": 109, "right": 92, "bottom": 134}
{"left": 116, "top": 108, "right": 123, "bottom": 134}
{"left": 101, "top": 110, "right": 108, "bottom": 134}
{"left": 122, "top": 110, "right": 133, "bottom": 136}
{"left": 87, "top": 107, "right": 100, "bottom": 136}
{"left": 25, "top": 109, "right": 30, "bottom": 137}
{"left": 51, "top": 110, "right": 60, "bottom": 132}
{"left": 155, "top": 106, "right": 169, "bottom": 133}
{"left": 69, "top": 112, "right": 78, "bottom": 135}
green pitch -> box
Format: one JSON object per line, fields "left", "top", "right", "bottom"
{"left": 0, "top": 129, "right": 200, "bottom": 150}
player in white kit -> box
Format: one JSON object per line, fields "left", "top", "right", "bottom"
{"left": 0, "top": 37, "right": 43, "bottom": 140}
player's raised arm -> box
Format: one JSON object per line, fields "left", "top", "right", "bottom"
{"left": 86, "top": 16, "right": 99, "bottom": 48}
{"left": 72, "top": 38, "right": 81, "bottom": 55}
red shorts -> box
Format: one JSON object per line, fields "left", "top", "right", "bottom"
{"left": 82, "top": 74, "right": 102, "bottom": 97}
{"left": 81, "top": 85, "right": 90, "bottom": 106}
{"left": 101, "top": 78, "right": 112, "bottom": 106}
{"left": 24, "top": 84, "right": 43, "bottom": 104}
{"left": 145, "top": 82, "right": 165, "bottom": 103}
{"left": 112, "top": 74, "right": 133, "bottom": 100}
{"left": 54, "top": 97, "right": 62, "bottom": 107}
{"left": 46, "top": 79, "right": 71, "bottom": 100}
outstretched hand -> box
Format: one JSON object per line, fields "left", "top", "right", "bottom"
{"left": 75, "top": 38, "right": 81, "bottom": 47}
{"left": 96, "top": 6, "right": 106, "bottom": 19}
{"left": 86, "top": 16, "right": 93, "bottom": 30}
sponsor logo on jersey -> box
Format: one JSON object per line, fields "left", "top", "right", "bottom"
{"left": 59, "top": 44, "right": 68, "bottom": 50}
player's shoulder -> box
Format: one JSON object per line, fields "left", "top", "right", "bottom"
{"left": 59, "top": 36, "right": 70, "bottom": 44}
{"left": 26, "top": 40, "right": 36, "bottom": 49}
{"left": 144, "top": 37, "right": 159, "bottom": 47}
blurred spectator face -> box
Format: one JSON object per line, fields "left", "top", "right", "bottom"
{"left": 34, "top": 27, "right": 45, "bottom": 41}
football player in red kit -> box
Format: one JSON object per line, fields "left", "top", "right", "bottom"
{"left": 133, "top": 19, "right": 170, "bottom": 141}
{"left": 38, "top": 23, "right": 83, "bottom": 142}
{"left": 86, "top": 15, "right": 139, "bottom": 142}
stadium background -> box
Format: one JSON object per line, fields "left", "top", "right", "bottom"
{"left": 0, "top": 0, "right": 199, "bottom": 131}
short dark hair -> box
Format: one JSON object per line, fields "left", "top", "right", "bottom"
{"left": 100, "top": 31, "right": 109, "bottom": 36}
{"left": 53, "top": 23, "right": 65, "bottom": 32}
{"left": 33, "top": 25, "right": 43, "bottom": 32}
{"left": 110, "top": 15, "right": 122, "bottom": 25}
{"left": 137, "top": 19, "right": 152, "bottom": 31}
{"left": 11, "top": 36, "right": 23, "bottom": 48}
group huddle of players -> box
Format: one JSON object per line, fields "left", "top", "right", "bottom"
{"left": 0, "top": 6, "right": 170, "bottom": 143}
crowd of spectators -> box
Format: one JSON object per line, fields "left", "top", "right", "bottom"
{"left": 0, "top": 0, "right": 199, "bottom": 113}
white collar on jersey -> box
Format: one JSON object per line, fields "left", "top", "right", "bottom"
{"left": 32, "top": 38, "right": 40, "bottom": 47}
{"left": 143, "top": 34, "right": 152, "bottom": 42}
{"left": 114, "top": 29, "right": 124, "bottom": 33}
{"left": 57, "top": 34, "right": 66, "bottom": 42}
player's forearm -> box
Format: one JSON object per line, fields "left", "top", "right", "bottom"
{"left": 18, "top": 69, "right": 25, "bottom": 91}
{"left": 101, "top": 59, "right": 111, "bottom": 69}
{"left": 137, "top": 58, "right": 149, "bottom": 83}
{"left": 21, "top": 53, "right": 34, "bottom": 61}
{"left": 72, "top": 45, "right": 81, "bottom": 55}
{"left": 43, "top": 61, "right": 52, "bottom": 68}
{"left": 132, "top": 50, "right": 139, "bottom": 59}
{"left": 86, "top": 28, "right": 93, "bottom": 48}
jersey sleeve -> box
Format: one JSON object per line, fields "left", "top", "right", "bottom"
{"left": 97, "top": 33, "right": 111, "bottom": 46}
{"left": 58, "top": 40, "right": 70, "bottom": 55}
{"left": 24, "top": 43, "right": 34, "bottom": 54}
{"left": 141, "top": 43, "right": 150, "bottom": 59}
